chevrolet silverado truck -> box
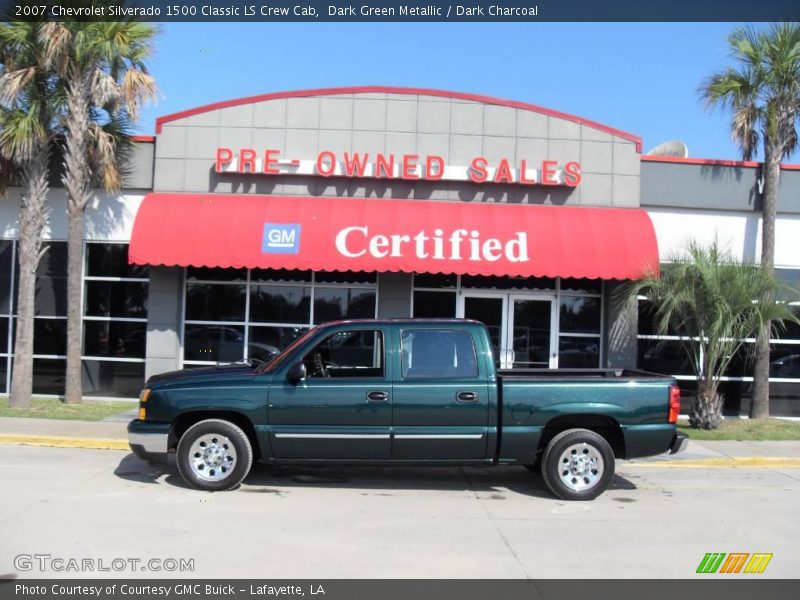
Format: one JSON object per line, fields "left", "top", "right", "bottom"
{"left": 129, "top": 319, "right": 687, "bottom": 500}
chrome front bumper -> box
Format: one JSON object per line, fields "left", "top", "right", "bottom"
{"left": 128, "top": 420, "right": 170, "bottom": 463}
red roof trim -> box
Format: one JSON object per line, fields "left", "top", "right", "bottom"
{"left": 131, "top": 135, "right": 155, "bottom": 143}
{"left": 642, "top": 155, "right": 800, "bottom": 170}
{"left": 154, "top": 85, "right": 643, "bottom": 152}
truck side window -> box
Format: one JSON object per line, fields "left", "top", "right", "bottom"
{"left": 303, "top": 329, "right": 384, "bottom": 379}
{"left": 401, "top": 329, "right": 478, "bottom": 379}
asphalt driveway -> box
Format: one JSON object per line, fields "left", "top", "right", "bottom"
{"left": 0, "top": 444, "right": 797, "bottom": 579}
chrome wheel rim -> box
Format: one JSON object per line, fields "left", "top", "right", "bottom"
{"left": 188, "top": 434, "right": 237, "bottom": 482}
{"left": 558, "top": 443, "right": 604, "bottom": 492}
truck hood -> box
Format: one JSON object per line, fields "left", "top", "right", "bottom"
{"left": 146, "top": 363, "right": 257, "bottom": 388}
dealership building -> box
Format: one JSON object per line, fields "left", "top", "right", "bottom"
{"left": 2, "top": 86, "right": 799, "bottom": 414}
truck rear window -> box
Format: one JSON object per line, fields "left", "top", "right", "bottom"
{"left": 400, "top": 329, "right": 478, "bottom": 379}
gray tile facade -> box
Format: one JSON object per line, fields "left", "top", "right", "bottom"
{"left": 153, "top": 90, "right": 640, "bottom": 207}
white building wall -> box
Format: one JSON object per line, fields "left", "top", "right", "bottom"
{"left": 647, "top": 207, "right": 800, "bottom": 270}
{"left": 0, "top": 189, "right": 143, "bottom": 241}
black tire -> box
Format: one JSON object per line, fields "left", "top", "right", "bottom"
{"left": 541, "top": 428, "right": 615, "bottom": 501}
{"left": 176, "top": 419, "right": 253, "bottom": 491}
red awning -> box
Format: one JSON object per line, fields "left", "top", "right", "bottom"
{"left": 129, "top": 193, "right": 659, "bottom": 280}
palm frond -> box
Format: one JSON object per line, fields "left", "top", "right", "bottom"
{"left": 120, "top": 68, "right": 156, "bottom": 119}
{"left": 38, "top": 22, "right": 72, "bottom": 76}
{"left": 0, "top": 66, "right": 36, "bottom": 105}
{"left": 90, "top": 67, "right": 120, "bottom": 107}
{"left": 700, "top": 22, "right": 800, "bottom": 163}
{"left": 0, "top": 104, "right": 47, "bottom": 161}
{"left": 616, "top": 238, "right": 799, "bottom": 386}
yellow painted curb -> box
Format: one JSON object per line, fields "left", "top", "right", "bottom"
{"left": 0, "top": 434, "right": 128, "bottom": 451}
{"left": 0, "top": 436, "right": 799, "bottom": 468}
{"left": 628, "top": 457, "right": 800, "bottom": 469}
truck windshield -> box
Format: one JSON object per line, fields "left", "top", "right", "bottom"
{"left": 255, "top": 326, "right": 320, "bottom": 374}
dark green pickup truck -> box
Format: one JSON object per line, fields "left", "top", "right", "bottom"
{"left": 129, "top": 318, "right": 686, "bottom": 500}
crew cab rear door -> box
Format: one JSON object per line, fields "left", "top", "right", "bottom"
{"left": 391, "top": 325, "right": 491, "bottom": 460}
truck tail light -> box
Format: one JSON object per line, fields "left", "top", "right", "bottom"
{"left": 668, "top": 384, "right": 681, "bottom": 424}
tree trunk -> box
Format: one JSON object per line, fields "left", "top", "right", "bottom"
{"left": 689, "top": 378, "right": 723, "bottom": 430}
{"left": 9, "top": 146, "right": 50, "bottom": 409}
{"left": 62, "top": 71, "right": 92, "bottom": 405}
{"left": 750, "top": 154, "right": 780, "bottom": 419}
{"left": 63, "top": 209, "right": 84, "bottom": 404}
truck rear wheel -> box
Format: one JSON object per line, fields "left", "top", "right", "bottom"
{"left": 176, "top": 419, "right": 253, "bottom": 491}
{"left": 541, "top": 428, "right": 614, "bottom": 501}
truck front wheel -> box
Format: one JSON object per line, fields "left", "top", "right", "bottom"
{"left": 176, "top": 419, "right": 253, "bottom": 491}
{"left": 541, "top": 429, "right": 615, "bottom": 501}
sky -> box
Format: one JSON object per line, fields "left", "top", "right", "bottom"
{"left": 135, "top": 22, "right": 777, "bottom": 161}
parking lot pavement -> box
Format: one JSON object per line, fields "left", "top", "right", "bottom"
{"left": 0, "top": 445, "right": 798, "bottom": 580}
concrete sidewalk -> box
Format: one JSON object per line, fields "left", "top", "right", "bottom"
{"left": 0, "top": 415, "right": 128, "bottom": 439}
{"left": 1, "top": 416, "right": 799, "bottom": 466}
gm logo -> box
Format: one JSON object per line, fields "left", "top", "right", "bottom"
{"left": 262, "top": 223, "right": 301, "bottom": 254}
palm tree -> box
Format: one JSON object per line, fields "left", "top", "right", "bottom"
{"left": 700, "top": 23, "right": 800, "bottom": 418}
{"left": 0, "top": 20, "right": 58, "bottom": 409}
{"left": 623, "top": 240, "right": 798, "bottom": 429}
{"left": 41, "top": 19, "right": 157, "bottom": 404}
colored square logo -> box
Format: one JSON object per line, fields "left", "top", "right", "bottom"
{"left": 262, "top": 223, "right": 301, "bottom": 254}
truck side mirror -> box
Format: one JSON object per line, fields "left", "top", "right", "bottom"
{"left": 287, "top": 361, "right": 306, "bottom": 385}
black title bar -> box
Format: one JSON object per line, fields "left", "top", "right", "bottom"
{"left": 1, "top": 580, "right": 800, "bottom": 600}
{"left": 2, "top": 0, "right": 799, "bottom": 22}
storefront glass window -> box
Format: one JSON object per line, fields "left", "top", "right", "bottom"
{"left": 31, "top": 358, "right": 66, "bottom": 395}
{"left": 80, "top": 359, "right": 145, "bottom": 398}
{"left": 461, "top": 275, "right": 556, "bottom": 290}
{"left": 412, "top": 275, "right": 603, "bottom": 369}
{"left": 81, "top": 242, "right": 149, "bottom": 397}
{"left": 83, "top": 321, "right": 146, "bottom": 359}
{"left": 412, "top": 291, "right": 457, "bottom": 318}
{"left": 0, "top": 319, "right": 7, "bottom": 355}
{"left": 31, "top": 319, "right": 68, "bottom": 356}
{"left": 183, "top": 269, "right": 378, "bottom": 366}
{"left": 85, "top": 281, "right": 148, "bottom": 318}
{"left": 0, "top": 241, "right": 13, "bottom": 316}
{"left": 13, "top": 242, "right": 68, "bottom": 317}
{"left": 250, "top": 285, "right": 310, "bottom": 324}
{"left": 560, "top": 278, "right": 602, "bottom": 294}
{"left": 184, "top": 324, "right": 245, "bottom": 363}
{"left": 0, "top": 240, "right": 124, "bottom": 397}
{"left": 185, "top": 283, "right": 247, "bottom": 321}
{"left": 313, "top": 288, "right": 376, "bottom": 323}
{"left": 87, "top": 243, "right": 148, "bottom": 279}
{"left": 558, "top": 336, "right": 601, "bottom": 369}
{"left": 186, "top": 266, "right": 247, "bottom": 282}
{"left": 636, "top": 299, "right": 800, "bottom": 416}
{"left": 251, "top": 269, "right": 312, "bottom": 284}
{"left": 248, "top": 326, "right": 306, "bottom": 362}
{"left": 316, "top": 271, "right": 377, "bottom": 285}
{"left": 414, "top": 274, "right": 457, "bottom": 289}
{"left": 559, "top": 296, "right": 601, "bottom": 334}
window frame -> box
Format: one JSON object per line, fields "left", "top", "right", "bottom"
{"left": 181, "top": 269, "right": 379, "bottom": 367}
{"left": 0, "top": 240, "right": 149, "bottom": 398}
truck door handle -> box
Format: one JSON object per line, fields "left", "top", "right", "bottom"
{"left": 366, "top": 391, "right": 389, "bottom": 402}
{"left": 456, "top": 391, "right": 478, "bottom": 402}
